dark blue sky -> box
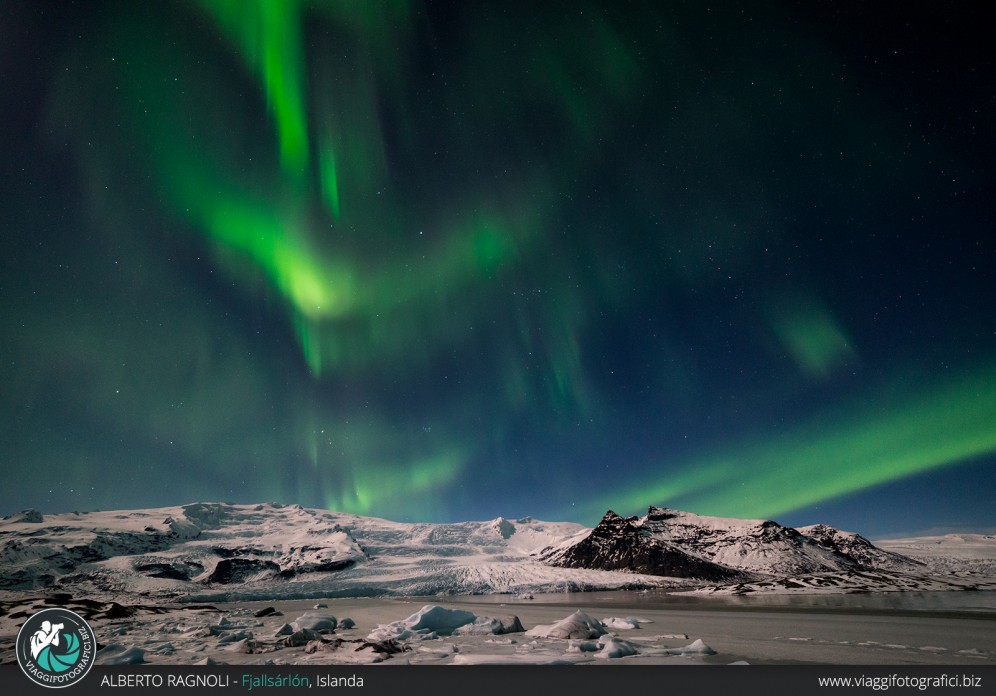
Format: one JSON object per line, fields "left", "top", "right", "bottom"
{"left": 1, "top": 1, "right": 993, "bottom": 538}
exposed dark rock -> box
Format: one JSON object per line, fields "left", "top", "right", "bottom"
{"left": 205, "top": 558, "right": 281, "bottom": 584}
{"left": 44, "top": 593, "right": 74, "bottom": 605}
{"left": 2, "top": 509, "right": 43, "bottom": 523}
{"left": 94, "top": 602, "right": 134, "bottom": 620}
{"left": 278, "top": 559, "right": 355, "bottom": 578}
{"left": 357, "top": 638, "right": 409, "bottom": 654}
{"left": 212, "top": 546, "right": 267, "bottom": 559}
{"left": 134, "top": 563, "right": 190, "bottom": 580}
{"left": 550, "top": 511, "right": 742, "bottom": 580}
{"left": 800, "top": 523, "right": 923, "bottom": 571}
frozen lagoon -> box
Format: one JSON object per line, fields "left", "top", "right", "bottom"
{"left": 439, "top": 590, "right": 996, "bottom": 664}
{"left": 3, "top": 590, "right": 992, "bottom": 666}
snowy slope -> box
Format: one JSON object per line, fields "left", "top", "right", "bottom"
{"left": 875, "top": 534, "right": 996, "bottom": 576}
{"left": 797, "top": 524, "right": 923, "bottom": 573}
{"left": 0, "top": 503, "right": 669, "bottom": 602}
{"left": 546, "top": 511, "right": 744, "bottom": 580}
{"left": 0, "top": 503, "right": 988, "bottom": 602}
{"left": 0, "top": 503, "right": 366, "bottom": 592}
{"left": 548, "top": 507, "right": 924, "bottom": 577}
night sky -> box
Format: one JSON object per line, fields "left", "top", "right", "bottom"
{"left": 2, "top": 1, "right": 993, "bottom": 537}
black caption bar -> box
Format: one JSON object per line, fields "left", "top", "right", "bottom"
{"left": 1, "top": 664, "right": 993, "bottom": 696}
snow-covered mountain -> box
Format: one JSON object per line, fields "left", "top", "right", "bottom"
{"left": 546, "top": 507, "right": 922, "bottom": 577}
{"left": 544, "top": 510, "right": 743, "bottom": 581}
{"left": 539, "top": 507, "right": 982, "bottom": 595}
{"left": 797, "top": 524, "right": 921, "bottom": 573}
{"left": 875, "top": 533, "right": 996, "bottom": 576}
{"left": 0, "top": 502, "right": 656, "bottom": 601}
{"left": 0, "top": 502, "right": 986, "bottom": 603}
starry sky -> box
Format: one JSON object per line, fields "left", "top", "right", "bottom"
{"left": 2, "top": 1, "right": 993, "bottom": 537}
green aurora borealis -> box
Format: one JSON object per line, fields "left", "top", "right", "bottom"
{"left": 2, "top": 1, "right": 993, "bottom": 535}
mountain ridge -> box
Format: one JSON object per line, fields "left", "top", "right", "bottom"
{"left": 545, "top": 506, "right": 923, "bottom": 579}
{"left": 1, "top": 502, "right": 989, "bottom": 602}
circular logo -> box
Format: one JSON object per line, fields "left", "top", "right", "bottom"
{"left": 16, "top": 608, "right": 96, "bottom": 688}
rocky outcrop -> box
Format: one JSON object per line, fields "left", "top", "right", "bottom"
{"left": 547, "top": 506, "right": 921, "bottom": 579}
{"left": 548, "top": 511, "right": 743, "bottom": 580}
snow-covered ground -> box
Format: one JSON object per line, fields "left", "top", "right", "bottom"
{"left": 0, "top": 503, "right": 675, "bottom": 602}
{"left": 2, "top": 503, "right": 994, "bottom": 604}
{"left": 2, "top": 503, "right": 995, "bottom": 666}
{"left": 1, "top": 593, "right": 993, "bottom": 666}
{"left": 876, "top": 534, "right": 996, "bottom": 576}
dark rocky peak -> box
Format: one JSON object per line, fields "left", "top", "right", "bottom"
{"left": 593, "top": 511, "right": 639, "bottom": 533}
{"left": 2, "top": 509, "right": 44, "bottom": 523}
{"left": 645, "top": 507, "right": 680, "bottom": 521}
{"left": 756, "top": 519, "right": 804, "bottom": 542}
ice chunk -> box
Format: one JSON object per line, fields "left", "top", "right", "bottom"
{"left": 453, "top": 615, "right": 524, "bottom": 635}
{"left": 403, "top": 605, "right": 476, "bottom": 633}
{"left": 292, "top": 612, "right": 337, "bottom": 632}
{"left": 525, "top": 610, "right": 606, "bottom": 639}
{"left": 601, "top": 616, "right": 651, "bottom": 630}
{"left": 594, "top": 635, "right": 639, "bottom": 659}
{"left": 566, "top": 639, "right": 600, "bottom": 653}
{"left": 283, "top": 628, "right": 322, "bottom": 647}
{"left": 367, "top": 605, "right": 476, "bottom": 641}
{"left": 665, "top": 638, "right": 716, "bottom": 656}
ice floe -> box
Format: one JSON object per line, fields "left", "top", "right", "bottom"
{"left": 525, "top": 610, "right": 607, "bottom": 639}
